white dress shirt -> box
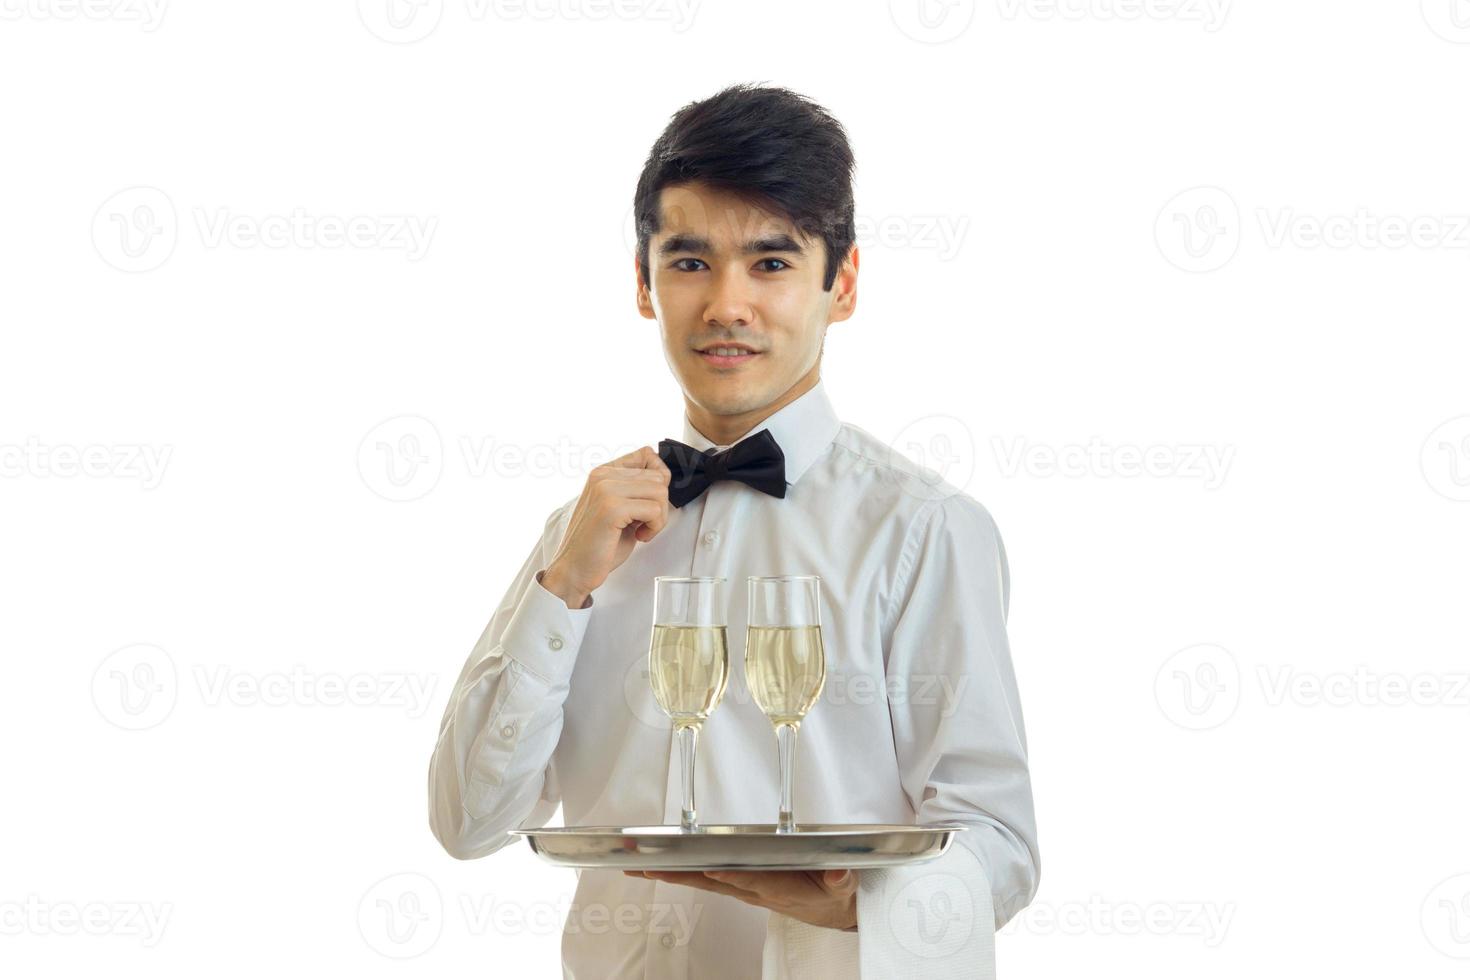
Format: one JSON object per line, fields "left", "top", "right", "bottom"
{"left": 428, "top": 379, "right": 1040, "bottom": 978}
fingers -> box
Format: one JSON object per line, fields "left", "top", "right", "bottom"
{"left": 606, "top": 446, "right": 673, "bottom": 480}
{"left": 596, "top": 477, "right": 671, "bottom": 502}
{"left": 708, "top": 869, "right": 840, "bottom": 902}
{"left": 627, "top": 871, "right": 770, "bottom": 907}
{"left": 820, "top": 869, "right": 857, "bottom": 894}
{"left": 597, "top": 496, "right": 660, "bottom": 531}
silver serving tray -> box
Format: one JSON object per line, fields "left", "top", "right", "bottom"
{"left": 512, "top": 823, "right": 965, "bottom": 871}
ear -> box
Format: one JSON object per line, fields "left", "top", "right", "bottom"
{"left": 635, "top": 257, "right": 656, "bottom": 320}
{"left": 827, "top": 244, "right": 859, "bottom": 324}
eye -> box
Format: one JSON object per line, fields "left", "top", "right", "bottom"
{"left": 758, "top": 259, "right": 789, "bottom": 272}
{"left": 672, "top": 258, "right": 707, "bottom": 272}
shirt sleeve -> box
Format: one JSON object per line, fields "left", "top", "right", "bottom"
{"left": 881, "top": 493, "right": 1041, "bottom": 928}
{"left": 427, "top": 502, "right": 594, "bottom": 859}
{"left": 762, "top": 494, "right": 1037, "bottom": 979}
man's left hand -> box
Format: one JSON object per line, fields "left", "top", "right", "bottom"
{"left": 623, "top": 868, "right": 858, "bottom": 931}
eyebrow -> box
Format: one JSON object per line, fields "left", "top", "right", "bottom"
{"left": 656, "top": 233, "right": 806, "bottom": 257}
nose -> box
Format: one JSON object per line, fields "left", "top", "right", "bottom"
{"left": 701, "top": 264, "right": 755, "bottom": 328}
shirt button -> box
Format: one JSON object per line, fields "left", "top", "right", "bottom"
{"left": 500, "top": 724, "right": 516, "bottom": 739}
{"left": 660, "top": 933, "right": 675, "bottom": 948}
{"left": 703, "top": 530, "right": 720, "bottom": 547}
{"left": 548, "top": 635, "right": 564, "bottom": 651}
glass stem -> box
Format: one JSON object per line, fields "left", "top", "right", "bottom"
{"left": 677, "top": 723, "right": 700, "bottom": 832}
{"left": 776, "top": 722, "right": 799, "bottom": 833}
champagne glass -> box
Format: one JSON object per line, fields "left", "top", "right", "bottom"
{"left": 649, "top": 577, "right": 729, "bottom": 833}
{"left": 745, "top": 575, "right": 827, "bottom": 834}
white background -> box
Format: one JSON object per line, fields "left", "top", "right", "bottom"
{"left": 3, "top": 0, "right": 1468, "bottom": 976}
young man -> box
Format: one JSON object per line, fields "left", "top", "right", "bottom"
{"left": 428, "top": 83, "right": 1040, "bottom": 978}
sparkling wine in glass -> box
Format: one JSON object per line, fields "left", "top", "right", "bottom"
{"left": 649, "top": 576, "right": 729, "bottom": 833}
{"left": 745, "top": 575, "right": 827, "bottom": 834}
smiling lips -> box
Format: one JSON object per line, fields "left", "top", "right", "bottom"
{"left": 696, "top": 346, "right": 761, "bottom": 367}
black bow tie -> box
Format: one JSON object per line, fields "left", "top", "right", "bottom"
{"left": 657, "top": 428, "right": 787, "bottom": 508}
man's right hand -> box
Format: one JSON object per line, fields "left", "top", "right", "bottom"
{"left": 540, "top": 446, "right": 672, "bottom": 609}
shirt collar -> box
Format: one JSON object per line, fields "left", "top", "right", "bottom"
{"left": 679, "top": 378, "right": 842, "bottom": 488}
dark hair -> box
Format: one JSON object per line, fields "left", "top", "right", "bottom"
{"left": 633, "top": 83, "right": 857, "bottom": 293}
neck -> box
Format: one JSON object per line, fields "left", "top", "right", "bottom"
{"left": 686, "top": 365, "right": 820, "bottom": 447}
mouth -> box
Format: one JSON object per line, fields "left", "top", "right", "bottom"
{"left": 694, "top": 344, "right": 762, "bottom": 368}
